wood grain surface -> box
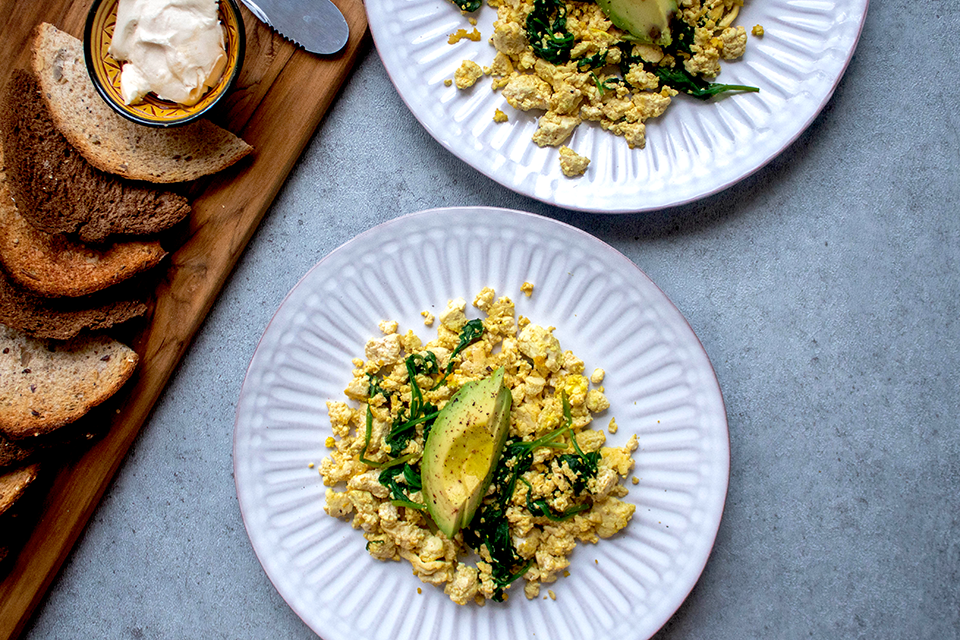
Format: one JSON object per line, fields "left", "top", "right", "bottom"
{"left": 0, "top": 1, "right": 368, "bottom": 637}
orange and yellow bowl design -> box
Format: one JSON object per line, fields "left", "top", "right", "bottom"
{"left": 84, "top": 0, "right": 245, "bottom": 127}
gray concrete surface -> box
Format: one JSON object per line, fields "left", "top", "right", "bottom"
{"left": 21, "top": 0, "right": 960, "bottom": 638}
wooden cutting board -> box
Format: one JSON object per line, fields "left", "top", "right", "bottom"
{"left": 0, "top": 1, "right": 368, "bottom": 637}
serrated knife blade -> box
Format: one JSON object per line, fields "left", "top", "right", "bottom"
{"left": 239, "top": 0, "right": 349, "bottom": 55}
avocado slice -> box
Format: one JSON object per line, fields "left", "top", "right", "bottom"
{"left": 421, "top": 367, "right": 512, "bottom": 539}
{"left": 597, "top": 0, "right": 678, "bottom": 47}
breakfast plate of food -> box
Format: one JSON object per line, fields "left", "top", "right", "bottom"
{"left": 366, "top": 0, "right": 869, "bottom": 213}
{"left": 234, "top": 207, "right": 729, "bottom": 640}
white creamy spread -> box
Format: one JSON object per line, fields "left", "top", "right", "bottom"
{"left": 109, "top": 0, "right": 227, "bottom": 106}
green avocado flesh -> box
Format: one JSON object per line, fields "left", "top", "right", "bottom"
{"left": 421, "top": 368, "right": 512, "bottom": 539}
{"left": 597, "top": 0, "right": 678, "bottom": 46}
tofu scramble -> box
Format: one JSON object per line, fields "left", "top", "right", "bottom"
{"left": 450, "top": 0, "right": 759, "bottom": 176}
{"left": 320, "top": 287, "right": 638, "bottom": 604}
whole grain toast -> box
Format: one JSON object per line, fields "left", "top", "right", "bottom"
{"left": 0, "top": 403, "right": 111, "bottom": 469}
{"left": 0, "top": 149, "right": 167, "bottom": 297}
{"left": 0, "top": 268, "right": 147, "bottom": 340}
{"left": 0, "top": 463, "right": 39, "bottom": 517}
{"left": 0, "top": 431, "right": 31, "bottom": 469}
{"left": 32, "top": 23, "right": 253, "bottom": 184}
{"left": 0, "top": 325, "right": 137, "bottom": 440}
{"left": 0, "top": 69, "right": 191, "bottom": 243}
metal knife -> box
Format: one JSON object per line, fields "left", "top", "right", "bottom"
{"left": 239, "top": 0, "right": 350, "bottom": 55}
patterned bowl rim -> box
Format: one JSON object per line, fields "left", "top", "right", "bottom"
{"left": 83, "top": 0, "right": 245, "bottom": 128}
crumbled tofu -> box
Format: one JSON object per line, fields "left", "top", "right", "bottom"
{"left": 485, "top": 52, "right": 514, "bottom": 77}
{"left": 455, "top": 60, "right": 484, "bottom": 89}
{"left": 624, "top": 66, "right": 660, "bottom": 91}
{"left": 448, "top": 28, "right": 481, "bottom": 45}
{"left": 633, "top": 91, "right": 673, "bottom": 121}
{"left": 518, "top": 323, "right": 563, "bottom": 372}
{"left": 586, "top": 389, "right": 610, "bottom": 413}
{"left": 472, "top": 286, "right": 496, "bottom": 312}
{"left": 633, "top": 43, "right": 664, "bottom": 64}
{"left": 558, "top": 145, "right": 590, "bottom": 177}
{"left": 720, "top": 26, "right": 748, "bottom": 59}
{"left": 491, "top": 21, "right": 526, "bottom": 55}
{"left": 532, "top": 112, "right": 580, "bottom": 147}
{"left": 501, "top": 74, "right": 551, "bottom": 111}
{"left": 364, "top": 333, "right": 402, "bottom": 367}
{"left": 438, "top": 297, "right": 468, "bottom": 331}
{"left": 379, "top": 320, "right": 398, "bottom": 335}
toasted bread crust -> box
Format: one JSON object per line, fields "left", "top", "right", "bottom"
{"left": 0, "top": 412, "right": 108, "bottom": 470}
{"left": 0, "top": 463, "right": 39, "bottom": 516}
{"left": 0, "top": 268, "right": 147, "bottom": 340}
{"left": 0, "top": 325, "right": 138, "bottom": 439}
{"left": 0, "top": 431, "right": 31, "bottom": 468}
{"left": 31, "top": 23, "right": 253, "bottom": 184}
{"left": 0, "top": 155, "right": 167, "bottom": 297}
{"left": 1, "top": 69, "right": 191, "bottom": 243}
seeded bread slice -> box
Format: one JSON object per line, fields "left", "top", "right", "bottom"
{"left": 0, "top": 325, "right": 137, "bottom": 440}
{"left": 0, "top": 268, "right": 147, "bottom": 341}
{"left": 1, "top": 69, "right": 191, "bottom": 243}
{"left": 31, "top": 23, "right": 253, "bottom": 184}
{"left": 0, "top": 431, "right": 31, "bottom": 469}
{"left": 0, "top": 463, "right": 39, "bottom": 516}
{"left": 0, "top": 150, "right": 167, "bottom": 297}
{"left": 1, "top": 409, "right": 109, "bottom": 469}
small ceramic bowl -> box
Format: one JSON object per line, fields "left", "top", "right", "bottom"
{"left": 84, "top": 0, "right": 245, "bottom": 127}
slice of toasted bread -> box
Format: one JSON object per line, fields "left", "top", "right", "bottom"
{"left": 31, "top": 23, "right": 253, "bottom": 184}
{"left": 1, "top": 406, "right": 110, "bottom": 469}
{"left": 0, "top": 268, "right": 147, "bottom": 341}
{"left": 0, "top": 149, "right": 167, "bottom": 298}
{"left": 0, "top": 69, "right": 191, "bottom": 243}
{"left": 0, "top": 431, "right": 31, "bottom": 469}
{"left": 0, "top": 325, "right": 137, "bottom": 440}
{"left": 0, "top": 463, "right": 39, "bottom": 516}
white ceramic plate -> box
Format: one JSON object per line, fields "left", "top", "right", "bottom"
{"left": 234, "top": 207, "right": 729, "bottom": 640}
{"left": 365, "top": 0, "right": 868, "bottom": 212}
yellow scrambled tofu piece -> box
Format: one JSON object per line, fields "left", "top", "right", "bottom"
{"left": 455, "top": 59, "right": 484, "bottom": 89}
{"left": 448, "top": 27, "right": 482, "bottom": 44}
{"left": 558, "top": 145, "right": 590, "bottom": 177}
